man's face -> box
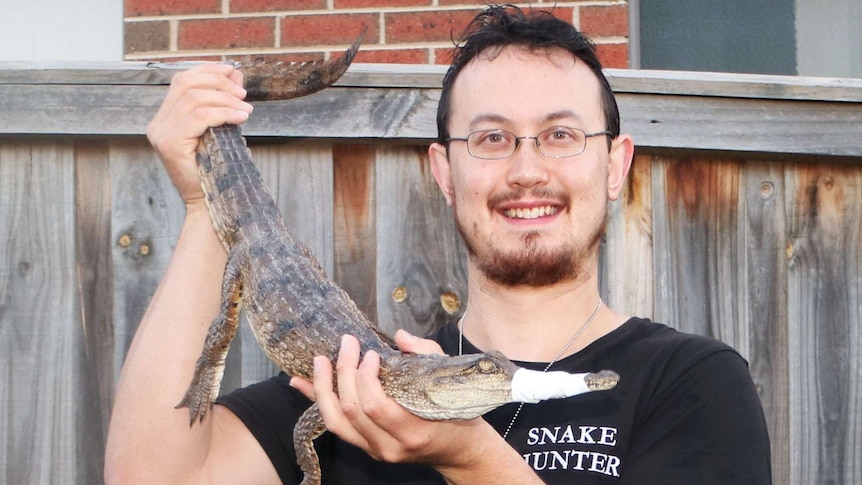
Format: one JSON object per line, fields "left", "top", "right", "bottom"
{"left": 430, "top": 46, "right": 631, "bottom": 288}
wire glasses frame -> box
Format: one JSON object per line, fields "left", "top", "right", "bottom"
{"left": 446, "top": 126, "right": 612, "bottom": 160}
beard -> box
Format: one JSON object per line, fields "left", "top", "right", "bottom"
{"left": 453, "top": 188, "right": 606, "bottom": 288}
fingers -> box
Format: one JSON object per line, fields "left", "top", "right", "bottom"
{"left": 147, "top": 63, "right": 255, "bottom": 204}
{"left": 394, "top": 329, "right": 445, "bottom": 356}
{"left": 309, "top": 334, "right": 491, "bottom": 468}
{"left": 149, "top": 64, "right": 253, "bottom": 147}
{"left": 157, "top": 63, "right": 248, "bottom": 120}
{"left": 288, "top": 376, "right": 315, "bottom": 401}
{"left": 313, "top": 337, "right": 372, "bottom": 451}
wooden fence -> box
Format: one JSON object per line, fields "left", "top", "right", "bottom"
{"left": 1, "top": 62, "right": 860, "bottom": 484}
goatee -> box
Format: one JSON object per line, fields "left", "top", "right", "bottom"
{"left": 453, "top": 190, "right": 605, "bottom": 288}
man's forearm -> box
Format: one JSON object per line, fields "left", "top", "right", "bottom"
{"left": 105, "top": 207, "right": 227, "bottom": 482}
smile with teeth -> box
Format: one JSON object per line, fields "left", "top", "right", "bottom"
{"left": 503, "top": 205, "right": 560, "bottom": 220}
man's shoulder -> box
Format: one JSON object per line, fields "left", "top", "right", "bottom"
{"left": 618, "top": 316, "right": 737, "bottom": 349}
{"left": 605, "top": 317, "right": 745, "bottom": 370}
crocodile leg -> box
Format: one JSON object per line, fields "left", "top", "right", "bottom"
{"left": 294, "top": 403, "right": 327, "bottom": 485}
{"left": 176, "top": 248, "right": 245, "bottom": 424}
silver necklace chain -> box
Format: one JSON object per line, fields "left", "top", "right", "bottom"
{"left": 457, "top": 298, "right": 603, "bottom": 439}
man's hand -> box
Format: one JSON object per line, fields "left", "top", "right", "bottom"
{"left": 290, "top": 331, "right": 542, "bottom": 484}
{"left": 147, "top": 63, "right": 254, "bottom": 207}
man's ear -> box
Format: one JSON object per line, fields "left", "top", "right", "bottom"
{"left": 429, "top": 142, "right": 454, "bottom": 206}
{"left": 607, "top": 134, "right": 634, "bottom": 201}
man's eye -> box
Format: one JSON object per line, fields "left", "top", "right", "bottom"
{"left": 472, "top": 132, "right": 507, "bottom": 147}
{"left": 550, "top": 129, "right": 574, "bottom": 141}
{"left": 481, "top": 132, "right": 507, "bottom": 144}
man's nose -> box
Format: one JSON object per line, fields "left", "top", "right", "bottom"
{"left": 506, "top": 137, "right": 550, "bottom": 187}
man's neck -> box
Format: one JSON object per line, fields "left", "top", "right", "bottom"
{"left": 461, "top": 267, "right": 627, "bottom": 362}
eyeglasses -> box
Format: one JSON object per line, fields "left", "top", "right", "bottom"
{"left": 446, "top": 126, "right": 612, "bottom": 160}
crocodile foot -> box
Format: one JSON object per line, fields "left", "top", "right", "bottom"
{"left": 175, "top": 357, "right": 225, "bottom": 425}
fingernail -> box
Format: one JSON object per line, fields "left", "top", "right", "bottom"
{"left": 313, "top": 356, "right": 323, "bottom": 374}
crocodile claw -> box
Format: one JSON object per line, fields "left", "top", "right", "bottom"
{"left": 176, "top": 358, "right": 224, "bottom": 425}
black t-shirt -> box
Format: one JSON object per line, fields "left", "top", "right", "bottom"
{"left": 217, "top": 317, "right": 772, "bottom": 484}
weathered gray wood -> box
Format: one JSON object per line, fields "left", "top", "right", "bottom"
{"left": 73, "top": 140, "right": 115, "bottom": 483}
{"left": 109, "top": 140, "right": 186, "bottom": 382}
{"left": 0, "top": 141, "right": 82, "bottom": 483}
{"left": 2, "top": 64, "right": 861, "bottom": 159}
{"left": 601, "top": 153, "right": 654, "bottom": 317}
{"left": 607, "top": 68, "right": 862, "bottom": 102}
{"left": 651, "top": 156, "right": 744, "bottom": 344}
{"left": 742, "top": 161, "right": 790, "bottom": 484}
{"left": 374, "top": 146, "right": 468, "bottom": 338}
{"left": 785, "top": 165, "right": 862, "bottom": 484}
{"left": 616, "top": 93, "right": 862, "bottom": 158}
{"left": 332, "top": 144, "right": 379, "bottom": 323}
{"left": 4, "top": 62, "right": 862, "bottom": 102}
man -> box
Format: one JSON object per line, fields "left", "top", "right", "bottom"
{"left": 105, "top": 6, "right": 771, "bottom": 484}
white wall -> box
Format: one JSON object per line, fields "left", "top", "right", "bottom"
{"left": 0, "top": 0, "right": 123, "bottom": 61}
{"left": 796, "top": 0, "right": 862, "bottom": 78}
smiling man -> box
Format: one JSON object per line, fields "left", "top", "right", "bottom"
{"left": 105, "top": 5, "right": 772, "bottom": 484}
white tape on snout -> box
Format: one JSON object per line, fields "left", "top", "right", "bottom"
{"left": 511, "top": 368, "right": 591, "bottom": 403}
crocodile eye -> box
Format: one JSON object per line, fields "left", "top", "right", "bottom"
{"left": 477, "top": 358, "right": 497, "bottom": 373}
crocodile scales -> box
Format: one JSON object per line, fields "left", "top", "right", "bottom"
{"left": 176, "top": 35, "right": 620, "bottom": 485}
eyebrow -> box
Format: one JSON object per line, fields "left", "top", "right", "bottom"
{"left": 467, "top": 113, "right": 512, "bottom": 131}
{"left": 467, "top": 110, "right": 586, "bottom": 131}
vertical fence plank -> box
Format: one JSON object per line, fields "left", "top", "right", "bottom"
{"left": 374, "top": 145, "right": 467, "bottom": 337}
{"left": 786, "top": 164, "right": 862, "bottom": 484}
{"left": 602, "top": 153, "right": 654, "bottom": 317}
{"left": 109, "top": 140, "right": 186, "bottom": 383}
{"left": 74, "top": 140, "right": 115, "bottom": 483}
{"left": 742, "top": 161, "right": 790, "bottom": 484}
{"left": 651, "top": 157, "right": 746, "bottom": 348}
{"left": 0, "top": 141, "right": 80, "bottom": 483}
{"left": 332, "top": 144, "right": 378, "bottom": 323}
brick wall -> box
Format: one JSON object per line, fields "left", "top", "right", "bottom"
{"left": 124, "top": 1, "right": 629, "bottom": 68}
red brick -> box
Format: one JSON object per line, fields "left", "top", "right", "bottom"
{"left": 336, "top": 0, "right": 430, "bottom": 7}
{"left": 433, "top": 47, "right": 456, "bottom": 65}
{"left": 125, "top": 21, "right": 170, "bottom": 54}
{"left": 125, "top": 0, "right": 220, "bottom": 17}
{"left": 596, "top": 42, "right": 629, "bottom": 69}
{"left": 579, "top": 5, "right": 629, "bottom": 38}
{"left": 281, "top": 14, "right": 377, "bottom": 47}
{"left": 178, "top": 17, "right": 276, "bottom": 50}
{"left": 231, "top": 0, "right": 325, "bottom": 13}
{"left": 432, "top": 4, "right": 574, "bottom": 23}
{"left": 385, "top": 10, "right": 478, "bottom": 43}
{"left": 355, "top": 48, "right": 428, "bottom": 64}
{"left": 548, "top": 7, "right": 576, "bottom": 25}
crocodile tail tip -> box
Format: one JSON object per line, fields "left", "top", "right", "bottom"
{"left": 241, "top": 27, "right": 366, "bottom": 102}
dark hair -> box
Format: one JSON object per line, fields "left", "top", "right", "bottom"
{"left": 436, "top": 5, "right": 620, "bottom": 146}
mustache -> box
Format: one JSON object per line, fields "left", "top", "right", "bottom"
{"left": 486, "top": 187, "right": 571, "bottom": 211}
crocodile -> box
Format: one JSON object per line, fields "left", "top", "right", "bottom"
{"left": 176, "top": 35, "right": 620, "bottom": 485}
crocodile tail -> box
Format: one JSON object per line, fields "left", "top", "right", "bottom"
{"left": 241, "top": 28, "right": 365, "bottom": 102}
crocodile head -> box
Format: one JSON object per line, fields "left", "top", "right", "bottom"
{"left": 380, "top": 350, "right": 520, "bottom": 420}
{"left": 379, "top": 350, "right": 620, "bottom": 421}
